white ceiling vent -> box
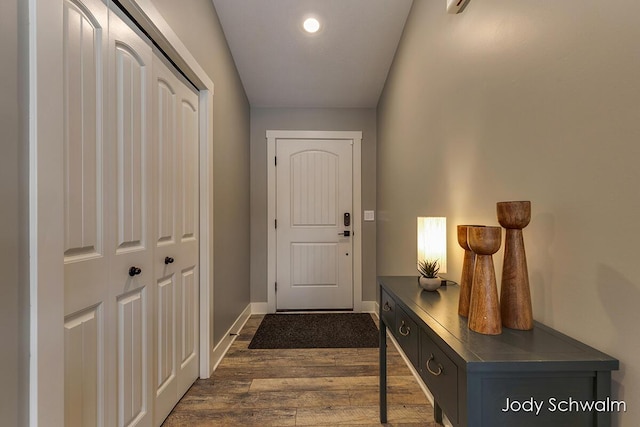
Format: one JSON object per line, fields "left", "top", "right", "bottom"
{"left": 447, "top": 0, "right": 471, "bottom": 14}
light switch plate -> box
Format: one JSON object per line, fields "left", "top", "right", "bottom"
{"left": 364, "top": 210, "right": 375, "bottom": 221}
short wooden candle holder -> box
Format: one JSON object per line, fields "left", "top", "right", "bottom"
{"left": 456, "top": 225, "right": 479, "bottom": 317}
{"left": 467, "top": 225, "right": 502, "bottom": 335}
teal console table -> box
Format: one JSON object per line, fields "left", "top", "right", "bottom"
{"left": 378, "top": 276, "right": 619, "bottom": 427}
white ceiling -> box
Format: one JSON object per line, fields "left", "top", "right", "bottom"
{"left": 211, "top": 0, "right": 414, "bottom": 108}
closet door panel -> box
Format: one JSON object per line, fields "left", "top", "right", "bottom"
{"left": 179, "top": 269, "right": 196, "bottom": 364}
{"left": 176, "top": 89, "right": 200, "bottom": 396}
{"left": 117, "top": 288, "right": 148, "bottom": 427}
{"left": 63, "top": 0, "right": 101, "bottom": 258}
{"left": 156, "top": 79, "right": 177, "bottom": 245}
{"left": 151, "top": 63, "right": 179, "bottom": 423}
{"left": 177, "top": 265, "right": 198, "bottom": 394}
{"left": 115, "top": 44, "right": 146, "bottom": 251}
{"left": 64, "top": 306, "right": 103, "bottom": 427}
{"left": 62, "top": 0, "right": 109, "bottom": 425}
{"left": 180, "top": 99, "right": 198, "bottom": 242}
{"left": 154, "top": 274, "right": 176, "bottom": 424}
{"left": 155, "top": 276, "right": 175, "bottom": 391}
{"left": 108, "top": 8, "right": 154, "bottom": 427}
{"left": 152, "top": 55, "right": 200, "bottom": 423}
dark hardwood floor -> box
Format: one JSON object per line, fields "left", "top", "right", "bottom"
{"left": 162, "top": 314, "right": 436, "bottom": 426}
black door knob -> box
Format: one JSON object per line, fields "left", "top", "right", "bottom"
{"left": 164, "top": 257, "right": 174, "bottom": 265}
{"left": 128, "top": 266, "right": 142, "bottom": 277}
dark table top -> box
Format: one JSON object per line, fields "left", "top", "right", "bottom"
{"left": 378, "top": 276, "right": 619, "bottom": 373}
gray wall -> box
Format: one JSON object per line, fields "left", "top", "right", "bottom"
{"left": 377, "top": 0, "right": 640, "bottom": 424}
{"left": 1, "top": 0, "right": 29, "bottom": 424}
{"left": 150, "top": 0, "right": 251, "bottom": 343}
{"left": 250, "top": 108, "right": 377, "bottom": 304}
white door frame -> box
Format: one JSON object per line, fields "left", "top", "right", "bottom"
{"left": 266, "top": 130, "right": 363, "bottom": 313}
{"left": 28, "top": 0, "right": 214, "bottom": 424}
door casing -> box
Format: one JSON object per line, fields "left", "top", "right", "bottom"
{"left": 266, "top": 130, "right": 363, "bottom": 313}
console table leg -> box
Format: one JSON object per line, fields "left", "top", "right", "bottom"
{"left": 379, "top": 321, "right": 387, "bottom": 424}
{"left": 434, "top": 401, "right": 443, "bottom": 425}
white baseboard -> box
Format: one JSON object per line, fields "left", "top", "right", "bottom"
{"left": 210, "top": 303, "right": 252, "bottom": 372}
{"left": 360, "top": 300, "right": 377, "bottom": 313}
{"left": 250, "top": 302, "right": 269, "bottom": 314}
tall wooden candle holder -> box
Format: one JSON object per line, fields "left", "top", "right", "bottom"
{"left": 497, "top": 201, "right": 533, "bottom": 330}
{"left": 457, "top": 225, "right": 478, "bottom": 317}
{"left": 467, "top": 226, "right": 502, "bottom": 335}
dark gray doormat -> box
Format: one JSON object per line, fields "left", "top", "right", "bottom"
{"left": 248, "top": 313, "right": 379, "bottom": 349}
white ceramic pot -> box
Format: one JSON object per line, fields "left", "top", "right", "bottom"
{"left": 419, "top": 276, "right": 442, "bottom": 291}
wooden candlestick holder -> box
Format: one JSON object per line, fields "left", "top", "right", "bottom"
{"left": 457, "top": 225, "right": 479, "bottom": 317}
{"left": 497, "top": 201, "right": 533, "bottom": 330}
{"left": 467, "top": 226, "right": 502, "bottom": 335}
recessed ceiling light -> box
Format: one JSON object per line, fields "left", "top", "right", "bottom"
{"left": 303, "top": 17, "right": 320, "bottom": 34}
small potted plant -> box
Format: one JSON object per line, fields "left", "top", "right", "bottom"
{"left": 417, "top": 259, "right": 442, "bottom": 291}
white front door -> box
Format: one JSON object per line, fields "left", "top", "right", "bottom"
{"left": 276, "top": 139, "right": 354, "bottom": 310}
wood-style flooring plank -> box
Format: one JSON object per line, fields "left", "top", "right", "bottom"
{"left": 295, "top": 405, "right": 433, "bottom": 426}
{"left": 162, "top": 407, "right": 297, "bottom": 427}
{"left": 162, "top": 314, "right": 435, "bottom": 426}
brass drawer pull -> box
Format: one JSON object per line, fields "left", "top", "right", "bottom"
{"left": 398, "top": 320, "right": 410, "bottom": 336}
{"left": 383, "top": 301, "right": 391, "bottom": 312}
{"left": 426, "top": 353, "right": 443, "bottom": 376}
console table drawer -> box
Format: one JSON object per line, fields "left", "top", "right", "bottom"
{"left": 420, "top": 329, "right": 458, "bottom": 424}
{"left": 380, "top": 289, "right": 395, "bottom": 330}
{"left": 395, "top": 305, "right": 419, "bottom": 367}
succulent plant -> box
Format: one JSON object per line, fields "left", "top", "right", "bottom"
{"left": 417, "top": 259, "right": 440, "bottom": 278}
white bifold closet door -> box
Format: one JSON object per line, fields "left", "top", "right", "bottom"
{"left": 151, "top": 53, "right": 200, "bottom": 424}
{"left": 62, "top": 0, "right": 113, "bottom": 425}
{"left": 62, "top": 0, "right": 199, "bottom": 426}
{"left": 108, "top": 6, "right": 155, "bottom": 427}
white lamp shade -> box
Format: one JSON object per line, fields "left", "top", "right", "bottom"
{"left": 417, "top": 217, "right": 447, "bottom": 274}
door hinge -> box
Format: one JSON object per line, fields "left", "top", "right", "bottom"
{"left": 275, "top": 282, "right": 278, "bottom": 293}
{"left": 275, "top": 219, "right": 278, "bottom": 229}
{"left": 275, "top": 156, "right": 277, "bottom": 166}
